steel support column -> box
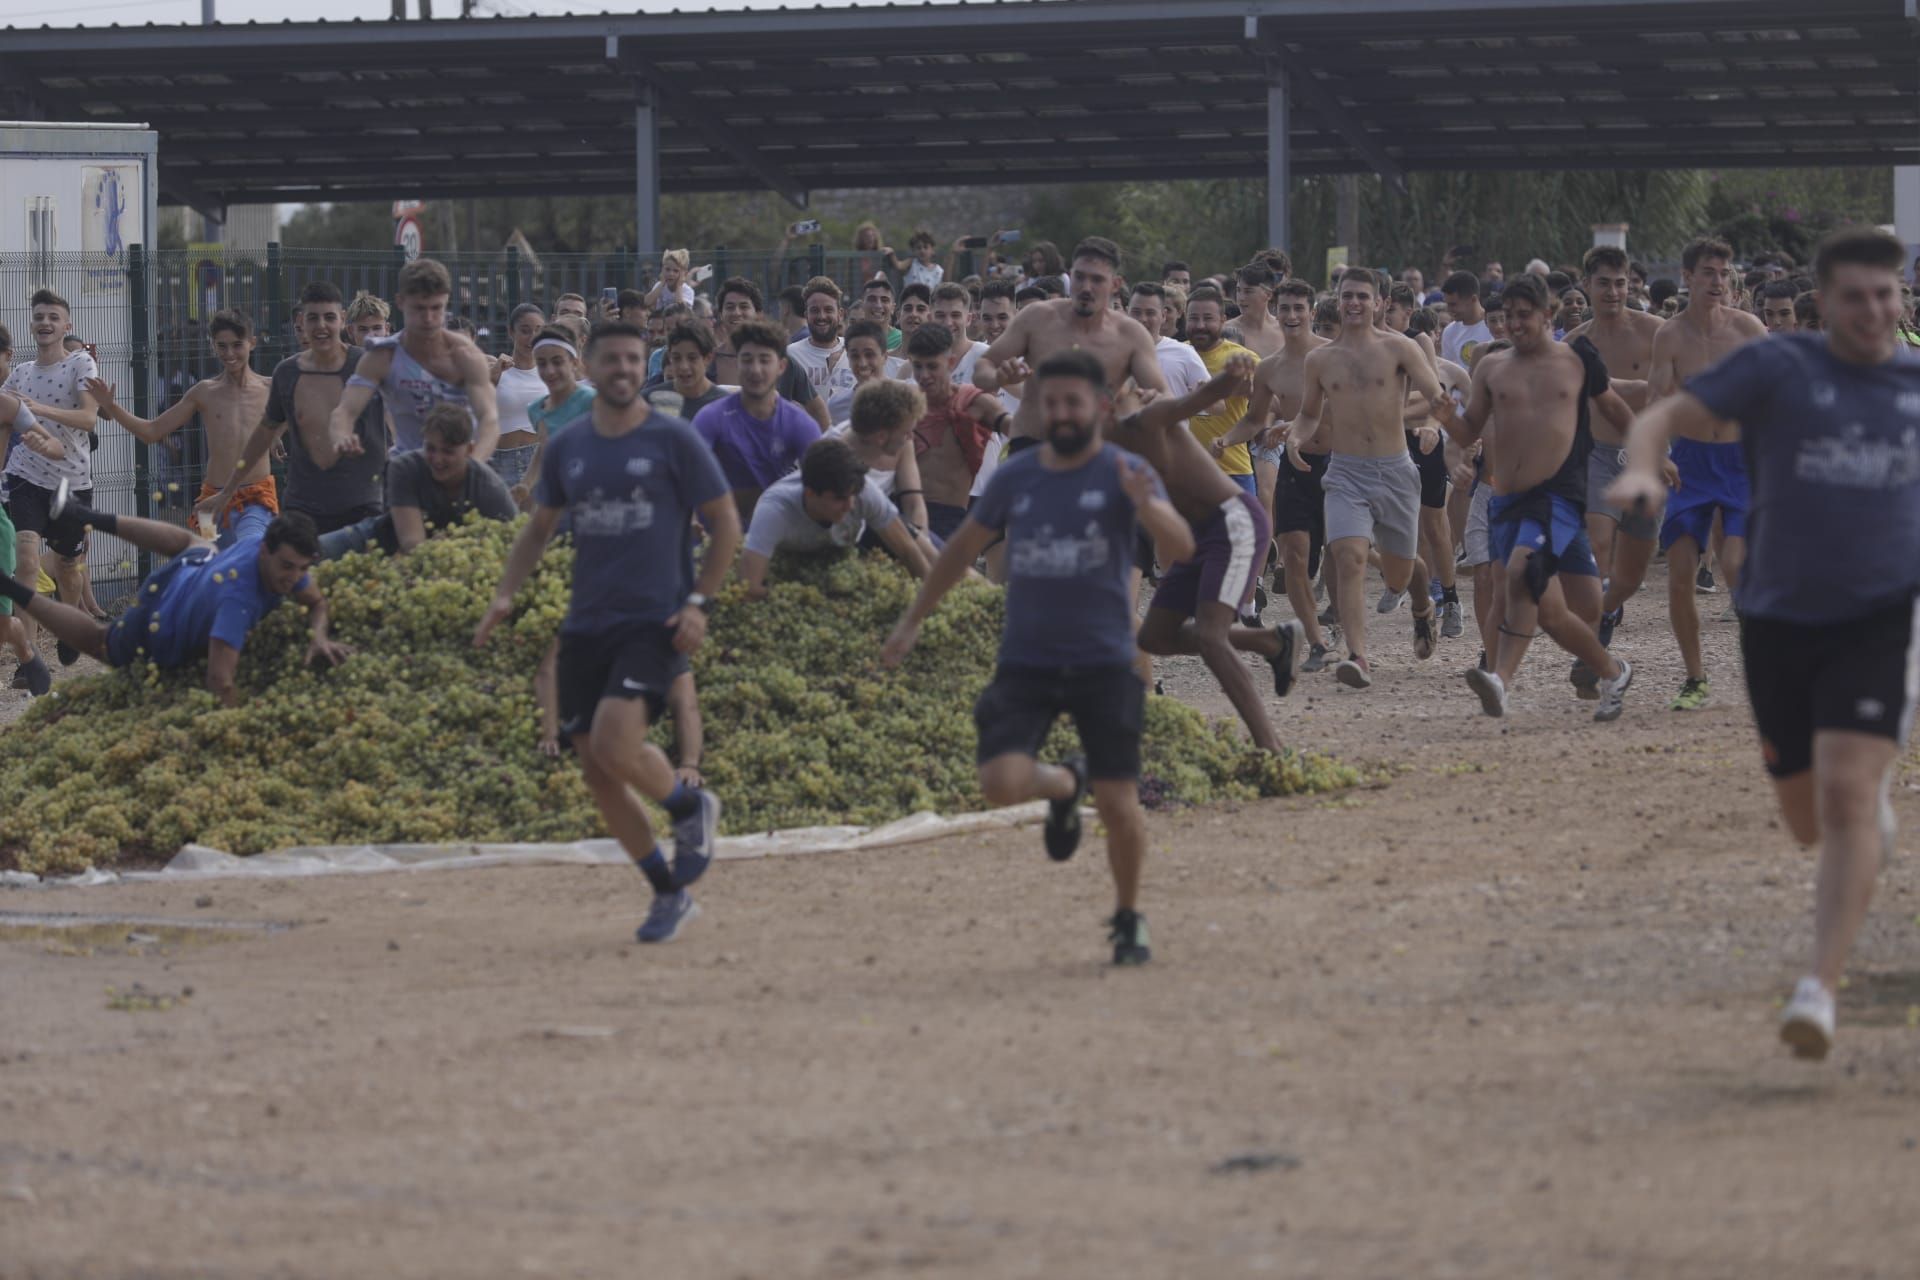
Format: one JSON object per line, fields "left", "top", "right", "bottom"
{"left": 1267, "top": 62, "right": 1290, "bottom": 253}
{"left": 634, "top": 85, "right": 660, "bottom": 258}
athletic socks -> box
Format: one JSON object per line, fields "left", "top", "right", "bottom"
{"left": 1441, "top": 586, "right": 1459, "bottom": 605}
{"left": 637, "top": 847, "right": 676, "bottom": 895}
{"left": 0, "top": 574, "right": 34, "bottom": 610}
{"left": 662, "top": 780, "right": 700, "bottom": 821}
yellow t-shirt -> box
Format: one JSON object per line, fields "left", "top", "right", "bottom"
{"left": 1189, "top": 340, "right": 1254, "bottom": 476}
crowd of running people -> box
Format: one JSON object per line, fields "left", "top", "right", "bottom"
{"left": 2, "top": 225, "right": 1918, "bottom": 1059}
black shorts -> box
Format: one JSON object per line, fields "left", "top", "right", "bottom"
{"left": 1407, "top": 433, "right": 1449, "bottom": 509}
{"left": 1275, "top": 451, "right": 1329, "bottom": 537}
{"left": 556, "top": 624, "right": 688, "bottom": 741}
{"left": 974, "top": 663, "right": 1144, "bottom": 781}
{"left": 5, "top": 478, "right": 93, "bottom": 559}
{"left": 1740, "top": 594, "right": 1920, "bottom": 778}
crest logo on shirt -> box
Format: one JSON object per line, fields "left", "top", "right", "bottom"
{"left": 1012, "top": 494, "right": 1032, "bottom": 516}
{"left": 1078, "top": 489, "right": 1107, "bottom": 511}
{"left": 625, "top": 458, "right": 653, "bottom": 477}
{"left": 1898, "top": 392, "right": 1920, "bottom": 418}
{"left": 565, "top": 458, "right": 586, "bottom": 480}
{"left": 1811, "top": 383, "right": 1838, "bottom": 409}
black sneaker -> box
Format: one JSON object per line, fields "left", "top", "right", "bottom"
{"left": 55, "top": 639, "right": 79, "bottom": 667}
{"left": 1412, "top": 610, "right": 1436, "bottom": 660}
{"left": 1301, "top": 641, "right": 1330, "bottom": 674}
{"left": 1696, "top": 565, "right": 1717, "bottom": 594}
{"left": 1044, "top": 757, "right": 1087, "bottom": 863}
{"left": 1109, "top": 909, "right": 1152, "bottom": 966}
{"left": 17, "top": 654, "right": 50, "bottom": 697}
{"left": 1267, "top": 619, "right": 1305, "bottom": 697}
{"left": 1598, "top": 604, "right": 1622, "bottom": 649}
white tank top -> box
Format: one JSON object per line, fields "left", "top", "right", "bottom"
{"left": 495, "top": 364, "right": 547, "bottom": 438}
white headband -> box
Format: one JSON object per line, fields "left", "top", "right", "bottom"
{"left": 533, "top": 337, "right": 579, "bottom": 359}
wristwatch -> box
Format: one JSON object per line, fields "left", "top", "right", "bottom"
{"left": 685, "top": 592, "right": 713, "bottom": 614}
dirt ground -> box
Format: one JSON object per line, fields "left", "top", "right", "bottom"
{"left": 6, "top": 558, "right": 1920, "bottom": 1279}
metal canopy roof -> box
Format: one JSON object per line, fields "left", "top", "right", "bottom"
{"left": 0, "top": 0, "right": 1916, "bottom": 214}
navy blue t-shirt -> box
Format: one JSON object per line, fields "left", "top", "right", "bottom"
{"left": 968, "top": 443, "right": 1164, "bottom": 669}
{"left": 1687, "top": 332, "right": 1920, "bottom": 624}
{"left": 534, "top": 410, "right": 730, "bottom": 634}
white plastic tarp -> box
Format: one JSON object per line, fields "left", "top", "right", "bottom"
{"left": 1, "top": 803, "right": 1052, "bottom": 887}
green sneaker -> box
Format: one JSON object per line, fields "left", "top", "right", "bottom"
{"left": 1670, "top": 676, "right": 1710, "bottom": 711}
{"left": 1109, "top": 909, "right": 1152, "bottom": 966}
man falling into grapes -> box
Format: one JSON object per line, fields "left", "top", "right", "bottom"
{"left": 0, "top": 483, "right": 350, "bottom": 706}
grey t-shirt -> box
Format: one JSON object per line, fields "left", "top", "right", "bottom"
{"left": 744, "top": 471, "right": 896, "bottom": 557}
{"left": 264, "top": 347, "right": 389, "bottom": 520}
{"left": 373, "top": 450, "right": 517, "bottom": 554}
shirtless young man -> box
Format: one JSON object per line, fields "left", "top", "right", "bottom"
{"left": 1231, "top": 263, "right": 1285, "bottom": 359}
{"left": 1447, "top": 276, "right": 1636, "bottom": 722}
{"left": 89, "top": 309, "right": 272, "bottom": 542}
{"left": 328, "top": 258, "right": 500, "bottom": 463}
{"left": 1113, "top": 352, "right": 1306, "bottom": 754}
{"left": 1217, "top": 280, "right": 1337, "bottom": 670}
{"left": 905, "top": 322, "right": 1009, "bottom": 541}
{"left": 1282, "top": 269, "right": 1457, "bottom": 688}
{"left": 1564, "top": 245, "right": 1665, "bottom": 602}
{"left": 1645, "top": 236, "right": 1768, "bottom": 710}
{"left": 195, "top": 282, "right": 390, "bottom": 537}
{"left": 974, "top": 237, "right": 1169, "bottom": 450}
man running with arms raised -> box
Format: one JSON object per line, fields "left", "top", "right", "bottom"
{"left": 1646, "top": 237, "right": 1767, "bottom": 709}
{"left": 1283, "top": 269, "right": 1455, "bottom": 687}
{"left": 89, "top": 310, "right": 273, "bottom": 541}
{"left": 1609, "top": 228, "right": 1920, "bottom": 1059}
{"left": 1449, "top": 276, "right": 1635, "bottom": 721}
{"left": 883, "top": 350, "right": 1195, "bottom": 966}
{"left": 974, "top": 237, "right": 1169, "bottom": 452}
{"left": 475, "top": 322, "right": 741, "bottom": 946}
{"left": 329, "top": 258, "right": 501, "bottom": 463}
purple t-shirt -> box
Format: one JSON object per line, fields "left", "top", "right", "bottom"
{"left": 691, "top": 392, "right": 820, "bottom": 492}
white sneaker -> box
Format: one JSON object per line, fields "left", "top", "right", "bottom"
{"left": 1593, "top": 658, "right": 1632, "bottom": 723}
{"left": 1376, "top": 587, "right": 1406, "bottom": 614}
{"left": 1465, "top": 667, "right": 1506, "bottom": 718}
{"left": 1779, "top": 976, "right": 1835, "bottom": 1061}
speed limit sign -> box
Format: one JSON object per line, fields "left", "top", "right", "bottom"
{"left": 395, "top": 215, "right": 423, "bottom": 262}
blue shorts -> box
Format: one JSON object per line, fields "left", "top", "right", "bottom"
{"left": 1229, "top": 472, "right": 1257, "bottom": 497}
{"left": 1487, "top": 490, "right": 1598, "bottom": 578}
{"left": 1660, "top": 437, "right": 1748, "bottom": 552}
{"left": 105, "top": 546, "right": 214, "bottom": 668}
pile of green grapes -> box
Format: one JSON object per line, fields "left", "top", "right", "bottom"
{"left": 0, "top": 519, "right": 1359, "bottom": 876}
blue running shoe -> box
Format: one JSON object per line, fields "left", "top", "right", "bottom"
{"left": 1598, "top": 605, "right": 1622, "bottom": 650}
{"left": 671, "top": 788, "right": 722, "bottom": 888}
{"left": 637, "top": 890, "right": 700, "bottom": 943}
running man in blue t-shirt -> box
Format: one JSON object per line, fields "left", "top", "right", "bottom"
{"left": 475, "top": 321, "right": 743, "bottom": 946}
{"left": 882, "top": 350, "right": 1194, "bottom": 966}
{"left": 0, "top": 484, "right": 347, "bottom": 705}
{"left": 1611, "top": 228, "right": 1920, "bottom": 1062}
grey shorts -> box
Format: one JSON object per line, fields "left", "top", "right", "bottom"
{"left": 1461, "top": 482, "right": 1492, "bottom": 568}
{"left": 1323, "top": 452, "right": 1421, "bottom": 560}
{"left": 1250, "top": 441, "right": 1288, "bottom": 468}
{"left": 1586, "top": 445, "right": 1659, "bottom": 540}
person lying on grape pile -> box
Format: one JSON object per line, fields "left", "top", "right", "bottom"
{"left": 316, "top": 404, "right": 517, "bottom": 560}
{"left": 0, "top": 485, "right": 349, "bottom": 707}
{"left": 737, "top": 436, "right": 932, "bottom": 601}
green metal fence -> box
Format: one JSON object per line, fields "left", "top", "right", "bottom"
{"left": 2, "top": 242, "right": 897, "bottom": 605}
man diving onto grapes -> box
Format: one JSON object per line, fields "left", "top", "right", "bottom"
{"left": 0, "top": 484, "right": 349, "bottom": 706}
